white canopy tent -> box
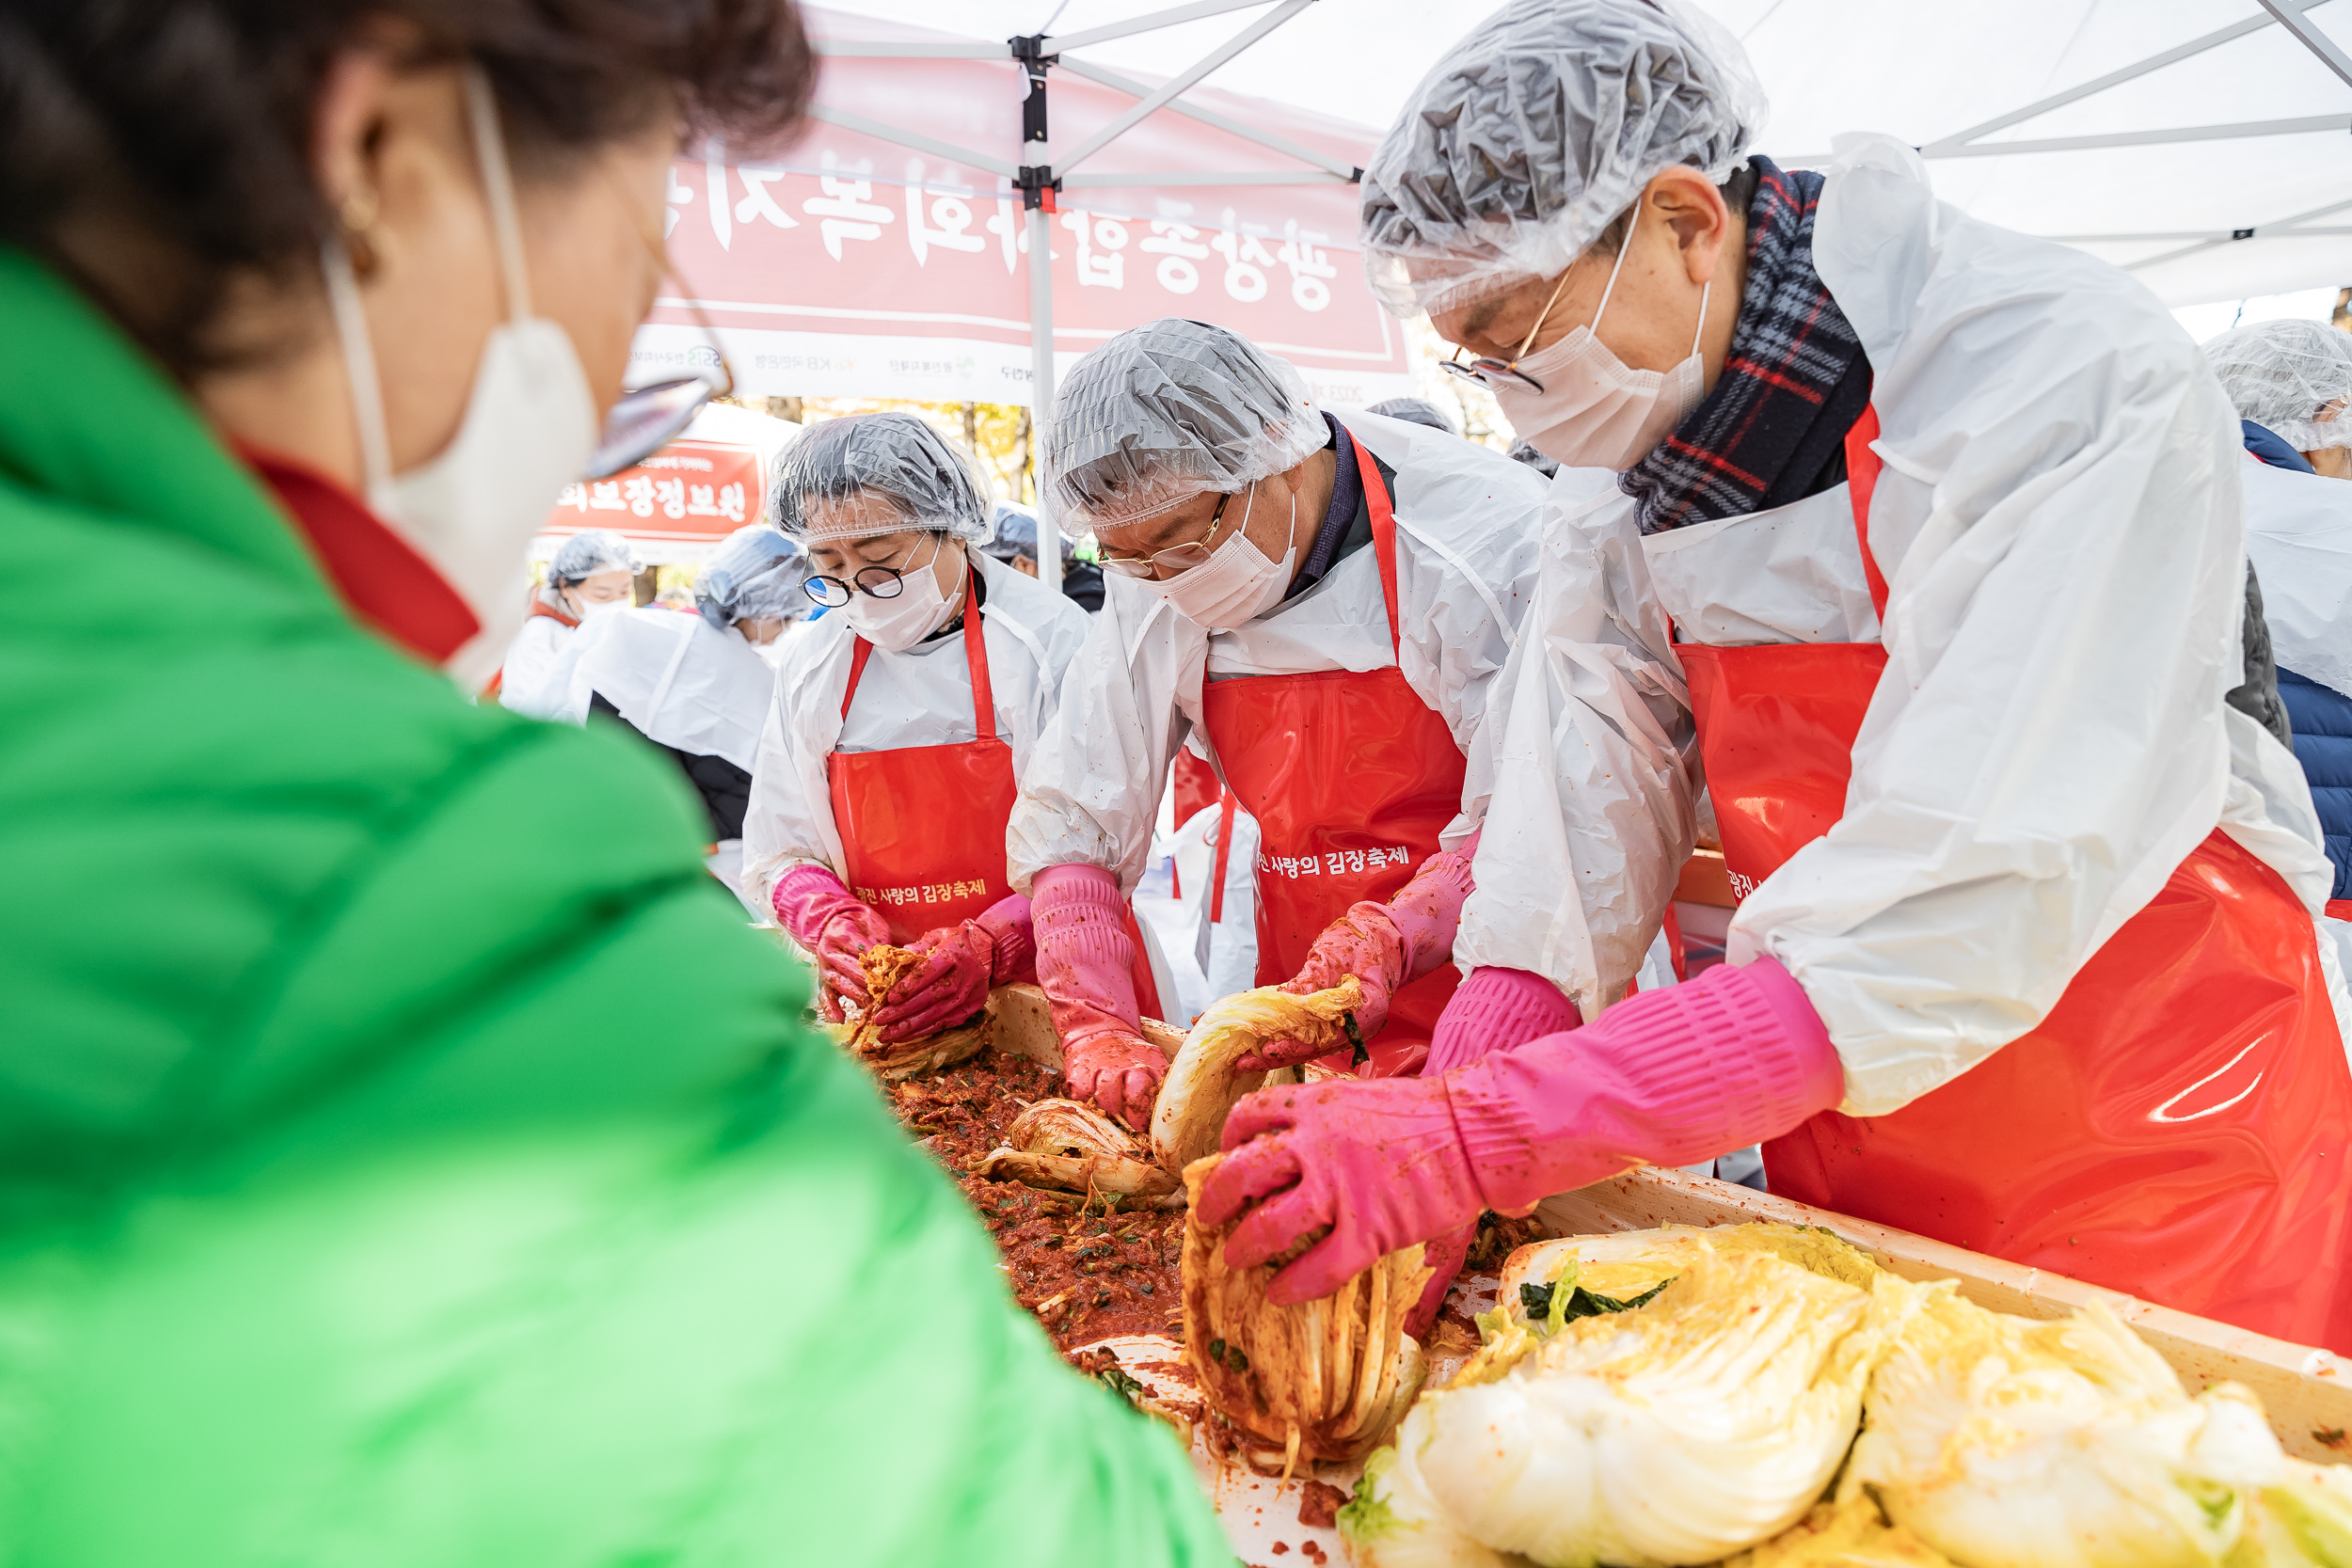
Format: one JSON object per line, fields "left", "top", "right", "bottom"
{"left": 691, "top": 0, "right": 1409, "bottom": 592}
{"left": 831, "top": 0, "right": 2352, "bottom": 309}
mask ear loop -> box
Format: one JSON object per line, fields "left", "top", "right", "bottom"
{"left": 320, "top": 238, "right": 394, "bottom": 499}
{"left": 461, "top": 64, "right": 532, "bottom": 325}
{"left": 1689, "top": 278, "right": 1712, "bottom": 358}
{"left": 1586, "top": 224, "right": 1638, "bottom": 338}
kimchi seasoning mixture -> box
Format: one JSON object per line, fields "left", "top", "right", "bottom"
{"left": 886, "top": 1049, "right": 1187, "bottom": 1353}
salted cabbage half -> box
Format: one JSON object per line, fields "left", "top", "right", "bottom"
{"left": 1344, "top": 1233, "right": 1918, "bottom": 1568}
{"left": 1847, "top": 1290, "right": 2332, "bottom": 1568}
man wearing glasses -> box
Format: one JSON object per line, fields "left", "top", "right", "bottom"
{"left": 1010, "top": 316, "right": 1669, "bottom": 1289}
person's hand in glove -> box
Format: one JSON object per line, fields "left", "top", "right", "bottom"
{"left": 1197, "top": 956, "right": 1844, "bottom": 1307}
{"left": 1032, "top": 863, "right": 1167, "bottom": 1130}
{"left": 866, "top": 894, "right": 1036, "bottom": 1043}
{"left": 1236, "top": 834, "right": 1480, "bottom": 1074}
{"left": 1405, "top": 963, "right": 1585, "bottom": 1337}
{"left": 770, "top": 863, "right": 892, "bottom": 1020}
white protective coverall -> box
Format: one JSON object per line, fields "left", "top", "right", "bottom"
{"left": 1006, "top": 411, "right": 1546, "bottom": 898}
{"left": 499, "top": 612, "right": 580, "bottom": 720}
{"left": 1494, "top": 133, "right": 2349, "bottom": 1117}
{"left": 562, "top": 607, "right": 774, "bottom": 771}
{"left": 744, "top": 547, "right": 1089, "bottom": 911}
{"left": 2244, "top": 457, "right": 2352, "bottom": 704}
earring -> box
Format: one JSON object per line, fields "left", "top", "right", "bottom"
{"left": 338, "top": 187, "right": 383, "bottom": 279}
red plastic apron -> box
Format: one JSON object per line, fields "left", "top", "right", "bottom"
{"left": 826, "top": 571, "right": 1160, "bottom": 1015}
{"left": 1200, "top": 430, "right": 1462, "bottom": 1074}
{"left": 1680, "top": 409, "right": 2352, "bottom": 1351}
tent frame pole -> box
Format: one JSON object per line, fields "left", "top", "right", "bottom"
{"left": 1014, "top": 34, "right": 1065, "bottom": 596}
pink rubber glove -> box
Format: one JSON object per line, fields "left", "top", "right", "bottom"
{"left": 1237, "top": 833, "right": 1481, "bottom": 1074}
{"left": 771, "top": 863, "right": 892, "bottom": 1019}
{"left": 866, "top": 895, "right": 1035, "bottom": 1043}
{"left": 1033, "top": 863, "right": 1167, "bottom": 1131}
{"left": 1406, "top": 963, "right": 1587, "bottom": 1336}
{"left": 1197, "top": 957, "right": 1842, "bottom": 1307}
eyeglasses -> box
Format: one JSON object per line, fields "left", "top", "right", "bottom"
{"left": 804, "top": 566, "right": 908, "bottom": 608}
{"left": 1098, "top": 491, "right": 1235, "bottom": 579}
{"left": 804, "top": 533, "right": 940, "bottom": 607}
{"left": 583, "top": 293, "right": 735, "bottom": 479}
{"left": 1436, "top": 266, "right": 1579, "bottom": 395}
{"left": 582, "top": 184, "right": 738, "bottom": 480}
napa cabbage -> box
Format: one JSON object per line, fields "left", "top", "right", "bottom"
{"left": 1346, "top": 1237, "right": 1920, "bottom": 1568}
{"left": 1847, "top": 1290, "right": 2308, "bottom": 1568}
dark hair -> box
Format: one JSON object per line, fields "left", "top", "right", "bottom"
{"left": 0, "top": 0, "right": 815, "bottom": 380}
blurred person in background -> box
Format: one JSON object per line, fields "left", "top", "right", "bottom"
{"left": 745, "top": 414, "right": 1101, "bottom": 1044}
{"left": 1367, "top": 394, "right": 1461, "bottom": 436}
{"left": 0, "top": 0, "right": 1232, "bottom": 1561}
{"left": 1505, "top": 436, "right": 1562, "bottom": 478}
{"left": 565, "top": 523, "right": 809, "bottom": 848}
{"left": 497, "top": 526, "right": 638, "bottom": 717}
{"left": 1206, "top": 0, "right": 2352, "bottom": 1354}
{"left": 2209, "top": 318, "right": 2352, "bottom": 913}
{"left": 983, "top": 498, "right": 1105, "bottom": 610}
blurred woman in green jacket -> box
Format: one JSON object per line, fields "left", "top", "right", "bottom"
{"left": 0, "top": 2, "right": 1229, "bottom": 1563}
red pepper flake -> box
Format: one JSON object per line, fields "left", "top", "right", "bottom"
{"left": 1296, "top": 1480, "right": 1349, "bottom": 1529}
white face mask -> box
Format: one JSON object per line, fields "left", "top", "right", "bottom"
{"left": 323, "top": 66, "right": 597, "bottom": 690}
{"left": 1489, "top": 232, "right": 1709, "bottom": 472}
{"left": 841, "top": 536, "right": 960, "bottom": 652}
{"left": 1144, "top": 483, "right": 1297, "bottom": 630}
{"left": 571, "top": 594, "right": 630, "bottom": 622}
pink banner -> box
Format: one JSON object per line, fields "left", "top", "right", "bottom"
{"left": 636, "top": 8, "right": 1412, "bottom": 410}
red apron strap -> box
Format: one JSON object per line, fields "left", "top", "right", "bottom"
{"left": 1344, "top": 425, "right": 1406, "bottom": 662}
{"left": 839, "top": 638, "right": 876, "bottom": 721}
{"left": 961, "top": 563, "right": 996, "bottom": 741}
{"left": 1209, "top": 786, "right": 1237, "bottom": 925}
{"left": 1845, "top": 405, "right": 1890, "bottom": 624}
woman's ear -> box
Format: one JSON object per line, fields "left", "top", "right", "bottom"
{"left": 310, "top": 24, "right": 420, "bottom": 274}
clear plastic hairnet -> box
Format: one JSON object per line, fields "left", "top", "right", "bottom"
{"left": 1369, "top": 395, "right": 1461, "bottom": 436}
{"left": 547, "top": 529, "right": 640, "bottom": 585}
{"left": 1045, "top": 317, "right": 1326, "bottom": 532}
{"left": 696, "top": 525, "right": 814, "bottom": 631}
{"left": 767, "top": 410, "right": 995, "bottom": 544}
{"left": 1359, "top": 0, "right": 1765, "bottom": 319}
{"left": 2204, "top": 319, "right": 2352, "bottom": 453}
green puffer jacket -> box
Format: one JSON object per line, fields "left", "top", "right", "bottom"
{"left": 0, "top": 252, "right": 1230, "bottom": 1566}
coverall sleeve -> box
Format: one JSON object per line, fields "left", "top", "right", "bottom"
{"left": 1737, "top": 146, "right": 2255, "bottom": 1116}
{"left": 1452, "top": 467, "right": 1700, "bottom": 1011}
{"left": 1006, "top": 580, "right": 1198, "bottom": 896}
{"left": 741, "top": 626, "right": 855, "bottom": 912}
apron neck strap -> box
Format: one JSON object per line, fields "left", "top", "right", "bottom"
{"left": 1343, "top": 424, "right": 1405, "bottom": 661}
{"left": 961, "top": 563, "right": 996, "bottom": 740}
{"left": 838, "top": 560, "right": 993, "bottom": 740}
{"left": 1845, "top": 404, "right": 1889, "bottom": 622}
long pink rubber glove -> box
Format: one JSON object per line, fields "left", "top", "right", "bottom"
{"left": 771, "top": 863, "right": 892, "bottom": 1019}
{"left": 867, "top": 894, "right": 1036, "bottom": 1042}
{"left": 1032, "top": 863, "right": 1166, "bottom": 1131}
{"left": 1236, "top": 832, "right": 1482, "bottom": 1074}
{"left": 1403, "top": 964, "right": 1586, "bottom": 1336}
{"left": 1196, "top": 956, "right": 1843, "bottom": 1307}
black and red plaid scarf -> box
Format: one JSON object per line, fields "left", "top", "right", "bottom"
{"left": 1620, "top": 157, "right": 1872, "bottom": 534}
